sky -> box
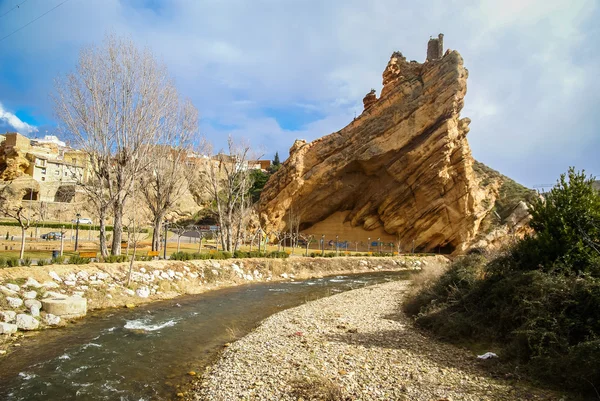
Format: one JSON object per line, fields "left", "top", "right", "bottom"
{"left": 0, "top": 0, "right": 598, "bottom": 188}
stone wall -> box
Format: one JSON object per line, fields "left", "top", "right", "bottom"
{"left": 0, "top": 255, "right": 447, "bottom": 335}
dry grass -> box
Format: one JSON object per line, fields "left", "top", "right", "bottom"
{"left": 290, "top": 373, "right": 349, "bottom": 401}
{"left": 404, "top": 259, "right": 448, "bottom": 302}
{"left": 225, "top": 324, "right": 240, "bottom": 341}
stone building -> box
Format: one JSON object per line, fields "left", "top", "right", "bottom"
{"left": 1, "top": 132, "right": 88, "bottom": 202}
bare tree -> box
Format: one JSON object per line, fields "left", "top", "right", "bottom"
{"left": 54, "top": 34, "right": 182, "bottom": 256}
{"left": 140, "top": 100, "right": 200, "bottom": 251}
{"left": 0, "top": 183, "right": 38, "bottom": 259}
{"left": 171, "top": 223, "right": 189, "bottom": 253}
{"left": 298, "top": 233, "right": 314, "bottom": 256}
{"left": 287, "top": 205, "right": 302, "bottom": 253}
{"left": 190, "top": 136, "right": 257, "bottom": 253}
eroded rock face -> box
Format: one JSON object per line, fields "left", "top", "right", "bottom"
{"left": 258, "top": 45, "right": 499, "bottom": 254}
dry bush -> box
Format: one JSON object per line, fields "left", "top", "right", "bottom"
{"left": 290, "top": 374, "right": 348, "bottom": 401}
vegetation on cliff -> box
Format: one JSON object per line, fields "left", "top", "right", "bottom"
{"left": 472, "top": 160, "right": 537, "bottom": 222}
{"left": 405, "top": 168, "right": 600, "bottom": 395}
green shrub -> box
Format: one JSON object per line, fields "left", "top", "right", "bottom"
{"left": 22, "top": 257, "right": 32, "bottom": 267}
{"left": 266, "top": 251, "right": 289, "bottom": 259}
{"left": 36, "top": 259, "right": 50, "bottom": 266}
{"left": 68, "top": 255, "right": 90, "bottom": 265}
{"left": 213, "top": 251, "right": 231, "bottom": 260}
{"left": 170, "top": 251, "right": 192, "bottom": 261}
{"left": 6, "top": 257, "right": 20, "bottom": 267}
{"left": 0, "top": 257, "right": 6, "bottom": 267}
{"left": 103, "top": 255, "right": 129, "bottom": 263}
{"left": 51, "top": 255, "right": 66, "bottom": 265}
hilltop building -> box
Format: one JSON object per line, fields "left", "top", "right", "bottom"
{"left": 0, "top": 132, "right": 87, "bottom": 202}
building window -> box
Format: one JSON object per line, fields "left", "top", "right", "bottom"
{"left": 64, "top": 171, "right": 68, "bottom": 176}
{"left": 55, "top": 170, "right": 60, "bottom": 175}
{"left": 41, "top": 177, "right": 46, "bottom": 181}
{"left": 41, "top": 168, "right": 46, "bottom": 174}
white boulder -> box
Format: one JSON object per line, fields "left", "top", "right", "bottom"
{"left": 43, "top": 314, "right": 61, "bottom": 326}
{"left": 63, "top": 281, "right": 76, "bottom": 287}
{"left": 23, "top": 291, "right": 37, "bottom": 300}
{"left": 0, "top": 322, "right": 17, "bottom": 334}
{"left": 41, "top": 281, "right": 60, "bottom": 289}
{"left": 5, "top": 283, "right": 20, "bottom": 292}
{"left": 42, "top": 291, "right": 65, "bottom": 299}
{"left": 41, "top": 297, "right": 87, "bottom": 318}
{"left": 24, "top": 300, "right": 42, "bottom": 310}
{"left": 49, "top": 271, "right": 62, "bottom": 282}
{"left": 76, "top": 271, "right": 89, "bottom": 280}
{"left": 0, "top": 311, "right": 16, "bottom": 323}
{"left": 15, "top": 314, "right": 39, "bottom": 331}
{"left": 24, "top": 278, "right": 42, "bottom": 288}
{"left": 0, "top": 286, "right": 17, "bottom": 296}
{"left": 6, "top": 297, "right": 23, "bottom": 308}
{"left": 30, "top": 306, "right": 40, "bottom": 317}
{"left": 123, "top": 289, "right": 135, "bottom": 296}
{"left": 136, "top": 287, "right": 150, "bottom": 298}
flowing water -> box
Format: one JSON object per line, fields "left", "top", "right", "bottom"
{"left": 0, "top": 270, "right": 411, "bottom": 400}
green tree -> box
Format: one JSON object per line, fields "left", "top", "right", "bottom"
{"left": 273, "top": 152, "right": 281, "bottom": 166}
{"left": 249, "top": 169, "right": 270, "bottom": 203}
{"left": 514, "top": 167, "right": 600, "bottom": 274}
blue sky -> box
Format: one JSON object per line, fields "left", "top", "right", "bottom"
{"left": 0, "top": 0, "right": 598, "bottom": 187}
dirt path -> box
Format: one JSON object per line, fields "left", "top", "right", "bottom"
{"left": 193, "top": 281, "right": 567, "bottom": 401}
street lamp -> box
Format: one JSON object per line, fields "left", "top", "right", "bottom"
{"left": 74, "top": 213, "right": 81, "bottom": 251}
{"left": 321, "top": 234, "right": 325, "bottom": 256}
{"left": 367, "top": 237, "right": 371, "bottom": 253}
{"left": 163, "top": 219, "right": 169, "bottom": 259}
{"left": 335, "top": 235, "right": 339, "bottom": 256}
{"left": 377, "top": 237, "right": 381, "bottom": 253}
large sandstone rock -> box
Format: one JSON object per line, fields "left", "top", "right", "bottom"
{"left": 41, "top": 297, "right": 87, "bottom": 318}
{"left": 258, "top": 44, "right": 501, "bottom": 254}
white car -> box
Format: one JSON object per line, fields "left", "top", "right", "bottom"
{"left": 72, "top": 217, "right": 93, "bottom": 224}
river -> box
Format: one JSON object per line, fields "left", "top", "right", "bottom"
{"left": 0, "top": 270, "right": 412, "bottom": 400}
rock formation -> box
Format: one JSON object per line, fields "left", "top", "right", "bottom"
{"left": 257, "top": 36, "right": 530, "bottom": 254}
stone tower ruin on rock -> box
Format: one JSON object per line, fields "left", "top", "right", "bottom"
{"left": 427, "top": 33, "right": 444, "bottom": 61}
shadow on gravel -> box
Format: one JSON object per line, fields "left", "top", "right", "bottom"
{"left": 324, "top": 327, "right": 484, "bottom": 375}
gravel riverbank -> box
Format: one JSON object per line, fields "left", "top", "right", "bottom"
{"left": 193, "top": 280, "right": 566, "bottom": 401}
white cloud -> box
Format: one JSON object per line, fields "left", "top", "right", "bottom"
{"left": 0, "top": 102, "right": 37, "bottom": 134}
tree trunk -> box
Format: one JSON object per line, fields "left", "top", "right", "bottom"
{"left": 19, "top": 226, "right": 25, "bottom": 259}
{"left": 111, "top": 200, "right": 124, "bottom": 255}
{"left": 151, "top": 213, "right": 164, "bottom": 252}
{"left": 99, "top": 209, "right": 109, "bottom": 258}
{"left": 177, "top": 235, "right": 181, "bottom": 253}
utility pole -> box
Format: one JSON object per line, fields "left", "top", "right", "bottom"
{"left": 74, "top": 213, "right": 81, "bottom": 251}
{"left": 163, "top": 220, "right": 168, "bottom": 259}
